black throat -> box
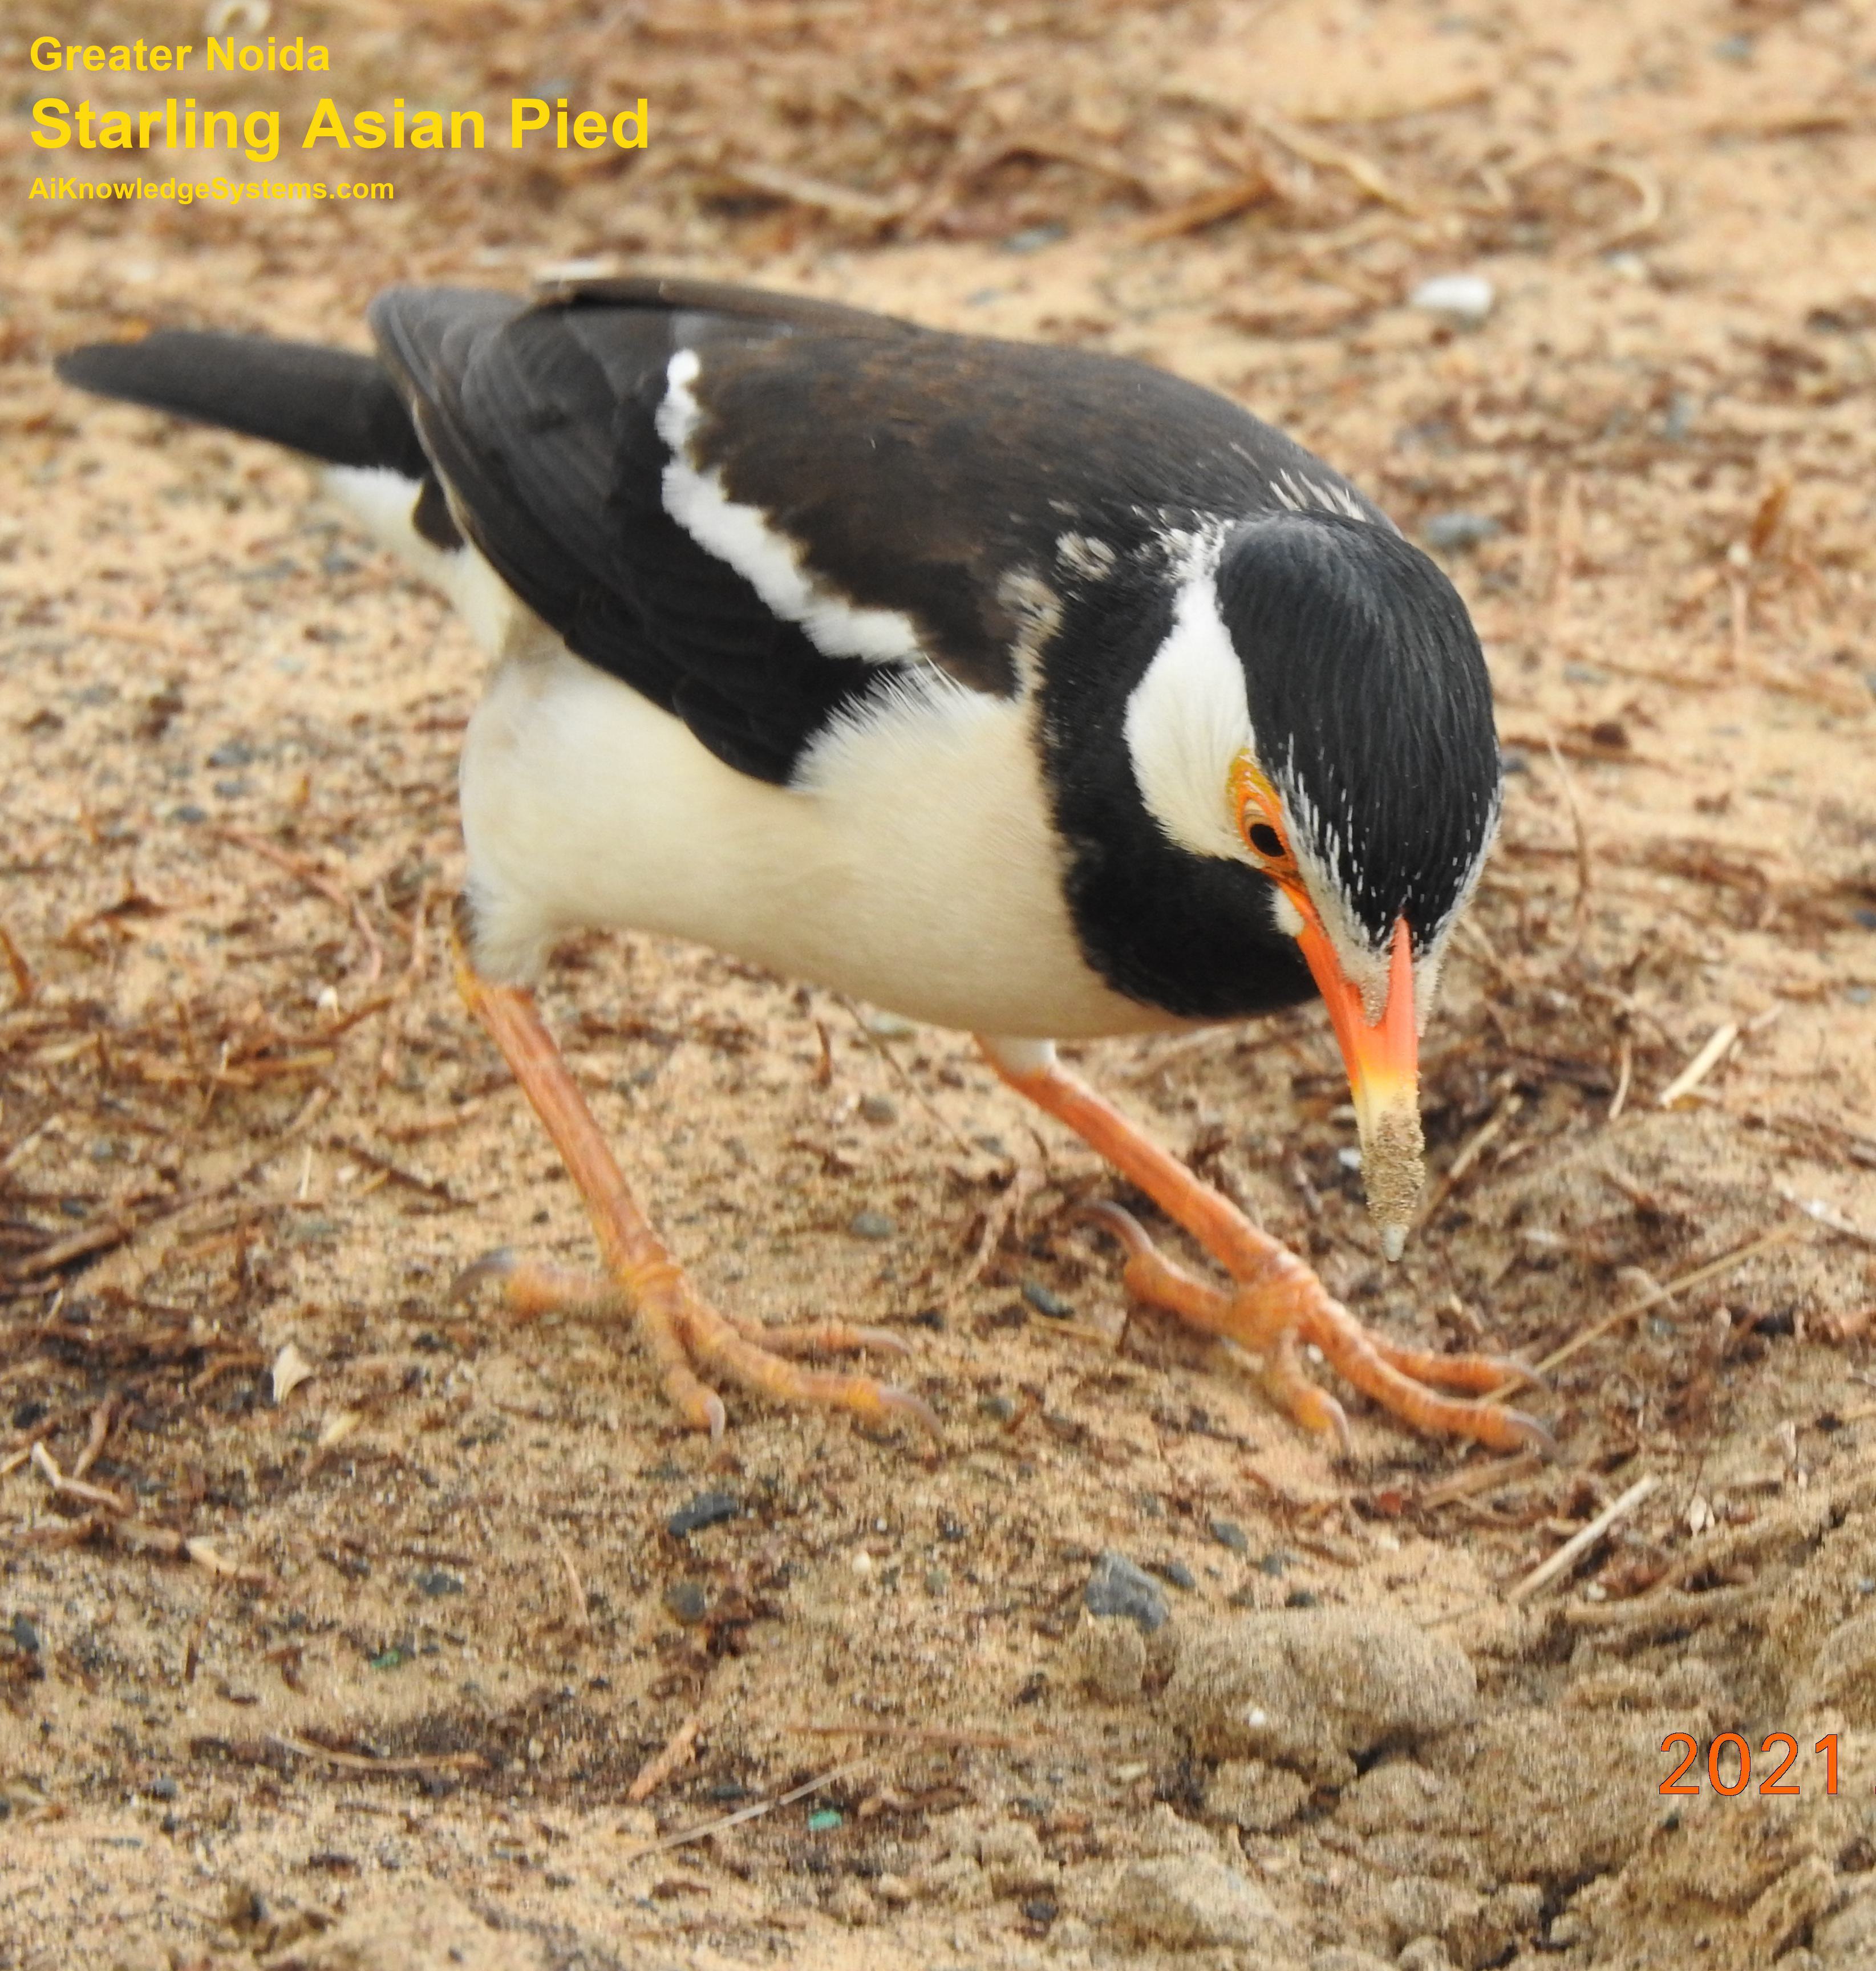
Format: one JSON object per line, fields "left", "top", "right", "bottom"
{"left": 1038, "top": 574, "right": 1314, "bottom": 1024}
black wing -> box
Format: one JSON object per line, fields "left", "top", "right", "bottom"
{"left": 366, "top": 275, "right": 1388, "bottom": 783}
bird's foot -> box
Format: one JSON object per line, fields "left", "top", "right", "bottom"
{"left": 454, "top": 947, "right": 936, "bottom": 1442}
{"left": 455, "top": 1250, "right": 917, "bottom": 1356}
{"left": 1086, "top": 1203, "right": 1551, "bottom": 1456}
{"left": 980, "top": 1039, "right": 1550, "bottom": 1456}
{"left": 453, "top": 1248, "right": 934, "bottom": 1439}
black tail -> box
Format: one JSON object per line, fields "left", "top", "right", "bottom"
{"left": 56, "top": 331, "right": 427, "bottom": 477}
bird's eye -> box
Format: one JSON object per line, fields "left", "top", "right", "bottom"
{"left": 1246, "top": 821, "right": 1285, "bottom": 861}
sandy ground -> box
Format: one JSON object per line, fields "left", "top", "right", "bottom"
{"left": 5, "top": 1, "right": 1876, "bottom": 1966}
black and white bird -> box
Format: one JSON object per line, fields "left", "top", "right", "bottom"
{"left": 59, "top": 275, "right": 1545, "bottom": 1453}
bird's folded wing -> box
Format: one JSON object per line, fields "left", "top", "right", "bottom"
{"left": 366, "top": 277, "right": 1385, "bottom": 784}
{"left": 368, "top": 282, "right": 940, "bottom": 783}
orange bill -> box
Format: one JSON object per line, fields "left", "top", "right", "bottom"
{"left": 1292, "top": 911, "right": 1425, "bottom": 1260}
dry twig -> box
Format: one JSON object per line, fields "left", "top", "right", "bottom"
{"left": 615, "top": 1761, "right": 864, "bottom": 1862}
{"left": 1657, "top": 1021, "right": 1739, "bottom": 1108}
{"left": 1517, "top": 1223, "right": 1805, "bottom": 1385}
{"left": 1507, "top": 1473, "right": 1659, "bottom": 1601}
{"left": 627, "top": 1712, "right": 702, "bottom": 1803}
{"left": 268, "top": 1734, "right": 488, "bottom": 1775}
{"left": 31, "top": 1439, "right": 132, "bottom": 1515}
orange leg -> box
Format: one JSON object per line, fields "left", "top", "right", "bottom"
{"left": 984, "top": 1041, "right": 1551, "bottom": 1457}
{"left": 453, "top": 945, "right": 936, "bottom": 1442}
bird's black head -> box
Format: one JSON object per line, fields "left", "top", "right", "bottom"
{"left": 1215, "top": 510, "right": 1500, "bottom": 967}
{"left": 1046, "top": 506, "right": 1500, "bottom": 1256}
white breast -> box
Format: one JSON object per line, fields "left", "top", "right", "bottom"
{"left": 323, "top": 457, "right": 1177, "bottom": 1041}
{"left": 459, "top": 640, "right": 1175, "bottom": 1041}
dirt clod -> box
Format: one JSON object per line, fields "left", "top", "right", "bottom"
{"left": 1165, "top": 1608, "right": 1477, "bottom": 1782}
{"left": 1104, "top": 1854, "right": 1291, "bottom": 1952}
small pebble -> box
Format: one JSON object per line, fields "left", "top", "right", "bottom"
{"left": 979, "top": 1392, "right": 1019, "bottom": 1424}
{"left": 1409, "top": 273, "right": 1494, "bottom": 323}
{"left": 848, "top": 1210, "right": 897, "bottom": 1241}
{"left": 11, "top": 1615, "right": 41, "bottom": 1654}
{"left": 170, "top": 805, "right": 207, "bottom": 825}
{"left": 1847, "top": 986, "right": 1873, "bottom": 1006}
{"left": 857, "top": 1096, "right": 897, "bottom": 1125}
{"left": 807, "top": 1807, "right": 843, "bottom": 1832}
{"left": 1149, "top": 1559, "right": 1197, "bottom": 1591}
{"left": 1085, "top": 1551, "right": 1169, "bottom": 1633}
{"left": 1004, "top": 222, "right": 1066, "bottom": 254}
{"left": 1021, "top": 1280, "right": 1074, "bottom": 1319}
{"left": 1258, "top": 1550, "right": 1292, "bottom": 1577}
{"left": 662, "top": 1581, "right": 709, "bottom": 1625}
{"left": 862, "top": 1011, "right": 915, "bottom": 1039}
{"left": 1851, "top": 908, "right": 1876, "bottom": 932}
{"left": 1209, "top": 1519, "right": 1249, "bottom": 1554}
{"left": 667, "top": 1490, "right": 741, "bottom": 1538}
{"left": 1423, "top": 510, "right": 1500, "bottom": 553}
{"left": 1285, "top": 1588, "right": 1320, "bottom": 1609}
{"left": 207, "top": 739, "right": 255, "bottom": 768}
{"left": 147, "top": 1776, "right": 178, "bottom": 1801}
{"left": 414, "top": 1568, "right": 463, "bottom": 1597}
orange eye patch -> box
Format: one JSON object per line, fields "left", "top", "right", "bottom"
{"left": 1227, "top": 752, "right": 1295, "bottom": 870}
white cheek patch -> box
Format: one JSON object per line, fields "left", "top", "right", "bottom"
{"left": 1123, "top": 567, "right": 1255, "bottom": 865}
{"left": 657, "top": 348, "right": 924, "bottom": 665}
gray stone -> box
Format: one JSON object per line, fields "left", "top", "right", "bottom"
{"left": 1084, "top": 1550, "right": 1169, "bottom": 1633}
